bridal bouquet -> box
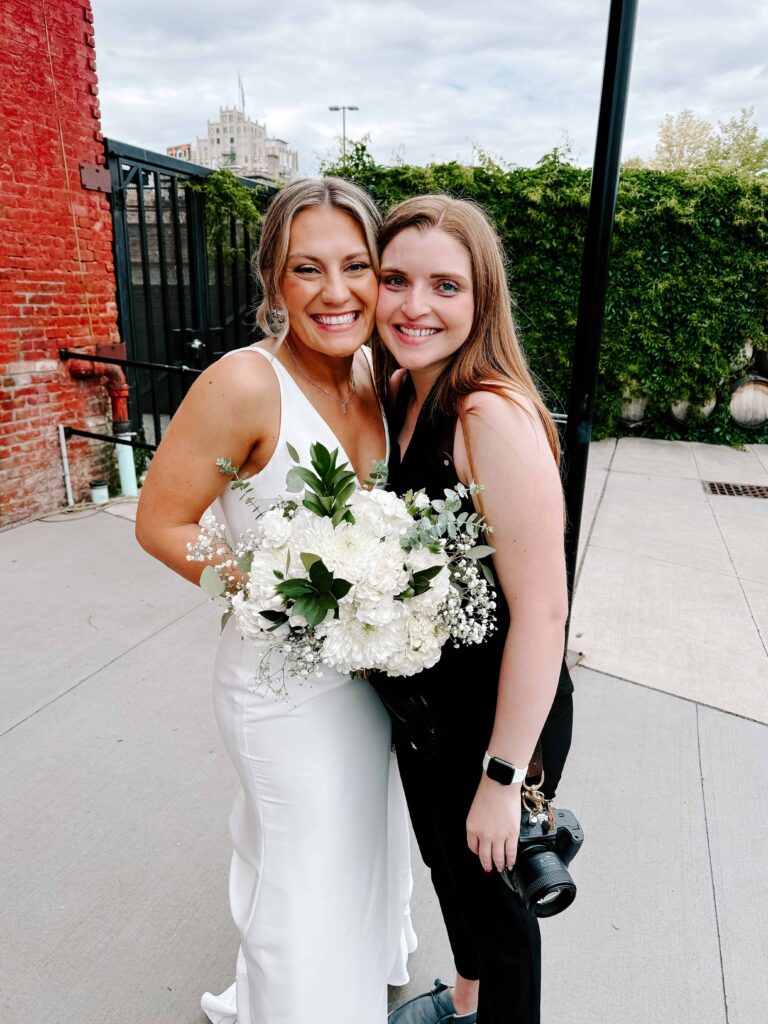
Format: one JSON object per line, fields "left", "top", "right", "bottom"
{"left": 188, "top": 442, "right": 497, "bottom": 689}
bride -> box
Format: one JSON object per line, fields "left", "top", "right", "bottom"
{"left": 135, "top": 177, "right": 416, "bottom": 1023}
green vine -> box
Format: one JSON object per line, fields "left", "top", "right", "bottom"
{"left": 324, "top": 142, "right": 768, "bottom": 445}
{"left": 185, "top": 168, "right": 270, "bottom": 258}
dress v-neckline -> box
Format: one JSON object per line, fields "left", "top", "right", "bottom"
{"left": 272, "top": 349, "right": 390, "bottom": 486}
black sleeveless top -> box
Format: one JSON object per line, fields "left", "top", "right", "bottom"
{"left": 374, "top": 374, "right": 572, "bottom": 753}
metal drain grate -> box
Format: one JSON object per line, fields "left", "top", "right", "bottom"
{"left": 704, "top": 481, "right": 768, "bottom": 498}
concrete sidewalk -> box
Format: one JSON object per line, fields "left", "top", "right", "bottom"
{"left": 1, "top": 438, "right": 767, "bottom": 1024}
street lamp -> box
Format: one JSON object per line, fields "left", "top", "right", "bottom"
{"left": 328, "top": 105, "right": 359, "bottom": 163}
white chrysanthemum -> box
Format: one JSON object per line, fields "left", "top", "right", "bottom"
{"left": 384, "top": 612, "right": 448, "bottom": 677}
{"left": 286, "top": 509, "right": 337, "bottom": 569}
{"left": 321, "top": 525, "right": 408, "bottom": 596}
{"left": 347, "top": 488, "right": 411, "bottom": 540}
{"left": 320, "top": 602, "right": 408, "bottom": 673}
{"left": 231, "top": 591, "right": 288, "bottom": 645}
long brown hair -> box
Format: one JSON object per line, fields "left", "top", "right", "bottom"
{"left": 255, "top": 177, "right": 381, "bottom": 342}
{"left": 373, "top": 194, "right": 560, "bottom": 463}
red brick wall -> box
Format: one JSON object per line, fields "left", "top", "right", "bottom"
{"left": 0, "top": 0, "right": 119, "bottom": 527}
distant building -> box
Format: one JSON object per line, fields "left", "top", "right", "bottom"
{"left": 191, "top": 107, "right": 299, "bottom": 183}
{"left": 166, "top": 144, "right": 192, "bottom": 161}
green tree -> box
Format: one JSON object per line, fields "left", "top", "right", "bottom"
{"left": 642, "top": 107, "right": 768, "bottom": 175}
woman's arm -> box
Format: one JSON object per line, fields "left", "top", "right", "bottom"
{"left": 454, "top": 390, "right": 569, "bottom": 873}
{"left": 135, "top": 351, "right": 280, "bottom": 586}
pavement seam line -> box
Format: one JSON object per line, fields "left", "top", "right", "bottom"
{"left": 0, "top": 599, "right": 208, "bottom": 739}
{"left": 573, "top": 438, "right": 616, "bottom": 595}
{"left": 584, "top": 541, "right": 742, "bottom": 580}
{"left": 695, "top": 703, "right": 731, "bottom": 1024}
{"left": 573, "top": 663, "right": 768, "bottom": 727}
{"left": 691, "top": 445, "right": 768, "bottom": 660}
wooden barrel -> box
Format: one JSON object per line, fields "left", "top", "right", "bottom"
{"left": 729, "top": 375, "right": 768, "bottom": 428}
{"left": 670, "top": 395, "right": 716, "bottom": 424}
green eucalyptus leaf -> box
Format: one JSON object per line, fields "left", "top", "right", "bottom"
{"left": 200, "top": 565, "right": 227, "bottom": 598}
{"left": 286, "top": 467, "right": 305, "bottom": 493}
{"left": 220, "top": 608, "right": 233, "bottom": 633}
{"left": 480, "top": 561, "right": 496, "bottom": 585}
{"left": 464, "top": 545, "right": 496, "bottom": 560}
{"left": 237, "top": 551, "right": 253, "bottom": 573}
{"left": 286, "top": 441, "right": 300, "bottom": 463}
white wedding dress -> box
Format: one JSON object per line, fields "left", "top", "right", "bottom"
{"left": 201, "top": 344, "right": 417, "bottom": 1024}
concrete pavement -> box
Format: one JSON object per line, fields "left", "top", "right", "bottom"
{"left": 1, "top": 439, "right": 766, "bottom": 1024}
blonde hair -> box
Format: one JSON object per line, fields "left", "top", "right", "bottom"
{"left": 373, "top": 194, "right": 560, "bottom": 464}
{"left": 254, "top": 177, "right": 382, "bottom": 342}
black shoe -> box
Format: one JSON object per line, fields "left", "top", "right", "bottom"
{"left": 388, "top": 978, "right": 477, "bottom": 1024}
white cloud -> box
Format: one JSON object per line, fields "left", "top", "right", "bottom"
{"left": 92, "top": 0, "right": 768, "bottom": 173}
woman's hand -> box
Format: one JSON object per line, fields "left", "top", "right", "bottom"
{"left": 466, "top": 774, "right": 522, "bottom": 872}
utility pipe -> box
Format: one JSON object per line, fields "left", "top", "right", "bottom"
{"left": 58, "top": 424, "right": 75, "bottom": 506}
{"left": 66, "top": 357, "right": 137, "bottom": 497}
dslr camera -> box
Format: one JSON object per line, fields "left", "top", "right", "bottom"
{"left": 502, "top": 804, "right": 584, "bottom": 917}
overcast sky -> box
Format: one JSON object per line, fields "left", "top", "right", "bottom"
{"left": 92, "top": 0, "right": 768, "bottom": 174}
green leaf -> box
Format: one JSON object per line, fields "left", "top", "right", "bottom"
{"left": 285, "top": 467, "right": 305, "bottom": 493}
{"left": 300, "top": 552, "right": 321, "bottom": 572}
{"left": 412, "top": 565, "right": 444, "bottom": 585}
{"left": 276, "top": 579, "right": 314, "bottom": 599}
{"left": 330, "top": 577, "right": 352, "bottom": 600}
{"left": 293, "top": 595, "right": 330, "bottom": 628}
{"left": 237, "top": 551, "right": 253, "bottom": 573}
{"left": 480, "top": 561, "right": 496, "bottom": 586}
{"left": 200, "top": 565, "right": 226, "bottom": 598}
{"left": 259, "top": 609, "right": 289, "bottom": 624}
{"left": 303, "top": 495, "right": 327, "bottom": 517}
{"left": 464, "top": 545, "right": 496, "bottom": 560}
{"left": 220, "top": 608, "right": 233, "bottom": 633}
{"left": 286, "top": 441, "right": 300, "bottom": 463}
{"left": 331, "top": 507, "right": 348, "bottom": 527}
{"left": 335, "top": 481, "right": 357, "bottom": 507}
{"left": 309, "top": 559, "right": 333, "bottom": 590}
{"left": 291, "top": 466, "right": 327, "bottom": 495}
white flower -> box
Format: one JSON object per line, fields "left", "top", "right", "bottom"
{"left": 258, "top": 508, "right": 293, "bottom": 549}
{"left": 231, "top": 591, "right": 288, "bottom": 645}
{"left": 347, "top": 488, "right": 411, "bottom": 540}
{"left": 385, "top": 612, "right": 448, "bottom": 677}
{"left": 412, "top": 491, "right": 431, "bottom": 511}
{"left": 320, "top": 602, "right": 408, "bottom": 673}
{"left": 321, "top": 524, "right": 408, "bottom": 596}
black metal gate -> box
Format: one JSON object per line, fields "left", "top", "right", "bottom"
{"left": 106, "top": 139, "right": 274, "bottom": 445}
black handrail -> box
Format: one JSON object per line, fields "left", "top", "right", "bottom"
{"left": 63, "top": 427, "right": 157, "bottom": 452}
{"left": 59, "top": 348, "right": 202, "bottom": 376}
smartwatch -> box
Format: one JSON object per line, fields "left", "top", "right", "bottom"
{"left": 483, "top": 751, "right": 527, "bottom": 785}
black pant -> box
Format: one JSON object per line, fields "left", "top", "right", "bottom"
{"left": 380, "top": 674, "right": 573, "bottom": 1024}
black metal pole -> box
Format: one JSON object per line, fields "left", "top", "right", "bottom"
{"left": 563, "top": 0, "right": 638, "bottom": 613}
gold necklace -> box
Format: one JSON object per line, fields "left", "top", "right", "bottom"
{"left": 284, "top": 341, "right": 357, "bottom": 414}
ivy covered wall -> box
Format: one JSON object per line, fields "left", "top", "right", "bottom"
{"left": 322, "top": 144, "right": 768, "bottom": 444}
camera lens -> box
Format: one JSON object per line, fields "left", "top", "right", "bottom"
{"left": 508, "top": 849, "right": 577, "bottom": 918}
